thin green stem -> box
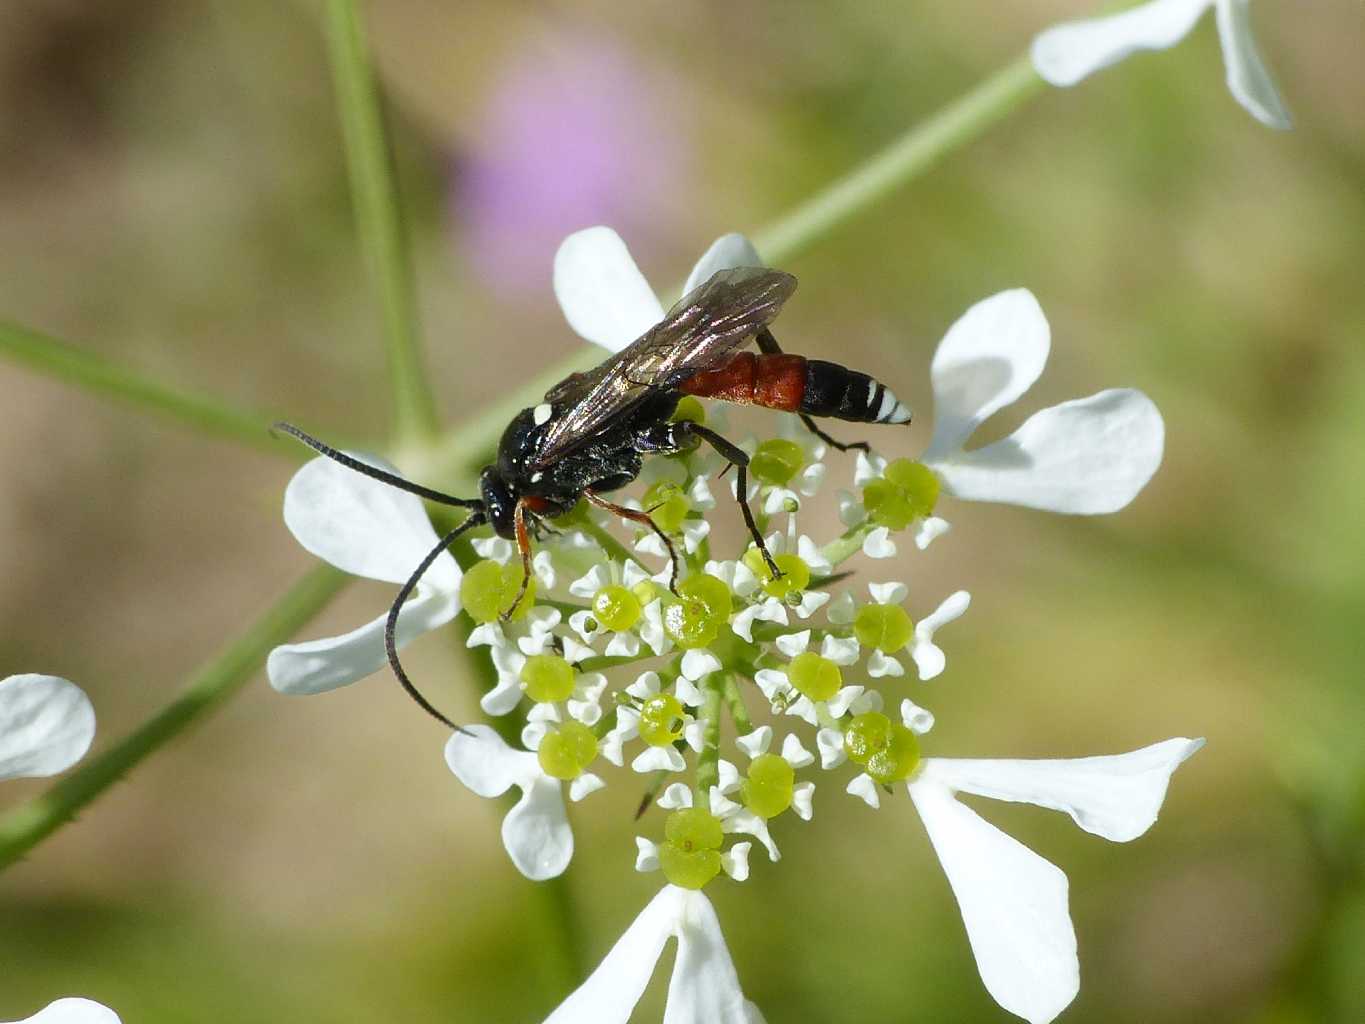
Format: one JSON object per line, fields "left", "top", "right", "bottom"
{"left": 0, "top": 320, "right": 296, "bottom": 456}
{"left": 819, "top": 522, "right": 878, "bottom": 569}
{"left": 722, "top": 675, "right": 754, "bottom": 736}
{"left": 324, "top": 0, "right": 438, "bottom": 446}
{"left": 694, "top": 674, "right": 725, "bottom": 805}
{"left": 756, "top": 54, "right": 1045, "bottom": 263}
{"left": 0, "top": 566, "right": 349, "bottom": 870}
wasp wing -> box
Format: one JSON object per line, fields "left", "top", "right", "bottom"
{"left": 531, "top": 266, "right": 796, "bottom": 469}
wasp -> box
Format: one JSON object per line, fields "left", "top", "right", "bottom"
{"left": 277, "top": 266, "right": 910, "bottom": 726}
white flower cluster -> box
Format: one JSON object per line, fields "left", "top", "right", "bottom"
{"left": 269, "top": 227, "right": 1197, "bottom": 1024}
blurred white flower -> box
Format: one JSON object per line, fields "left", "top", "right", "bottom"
{"left": 4, "top": 999, "right": 121, "bottom": 1024}
{"left": 907, "top": 737, "right": 1204, "bottom": 1024}
{"left": 267, "top": 455, "right": 462, "bottom": 696}
{"left": 445, "top": 724, "right": 601, "bottom": 880}
{"left": 542, "top": 885, "right": 764, "bottom": 1024}
{"left": 0, "top": 675, "right": 96, "bottom": 781}
{"left": 1031, "top": 0, "right": 1291, "bottom": 129}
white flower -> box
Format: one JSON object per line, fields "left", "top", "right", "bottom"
{"left": 4, "top": 1000, "right": 122, "bottom": 1024}
{"left": 0, "top": 675, "right": 96, "bottom": 780}
{"left": 542, "top": 886, "right": 764, "bottom": 1024}
{"left": 445, "top": 724, "right": 600, "bottom": 880}
{"left": 1031, "top": 0, "right": 1291, "bottom": 129}
{"left": 861, "top": 585, "right": 971, "bottom": 681}
{"left": 900, "top": 289, "right": 1164, "bottom": 516}
{"left": 906, "top": 737, "right": 1204, "bottom": 1024}
{"left": 267, "top": 455, "right": 462, "bottom": 695}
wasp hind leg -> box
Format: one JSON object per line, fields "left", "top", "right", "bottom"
{"left": 584, "top": 490, "right": 683, "bottom": 595}
{"left": 755, "top": 328, "right": 871, "bottom": 453}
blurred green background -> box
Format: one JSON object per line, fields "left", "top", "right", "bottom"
{"left": 2, "top": 1, "right": 1362, "bottom": 1021}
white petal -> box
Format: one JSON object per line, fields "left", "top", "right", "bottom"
{"left": 544, "top": 888, "right": 758, "bottom": 1024}
{"left": 923, "top": 737, "right": 1205, "bottom": 842}
{"left": 924, "top": 289, "right": 1052, "bottom": 461}
{"left": 736, "top": 726, "right": 773, "bottom": 760}
{"left": 604, "top": 632, "right": 641, "bottom": 658}
{"left": 794, "top": 591, "right": 830, "bottom": 619}
{"left": 853, "top": 451, "right": 887, "bottom": 487}
{"left": 635, "top": 837, "right": 660, "bottom": 873}
{"left": 721, "top": 842, "right": 752, "bottom": 882}
{"left": 8, "top": 1000, "right": 123, "bottom": 1024}
{"left": 837, "top": 489, "right": 866, "bottom": 528}
{"left": 627, "top": 671, "right": 663, "bottom": 699}
{"left": 553, "top": 226, "right": 664, "bottom": 353}
{"left": 780, "top": 733, "right": 815, "bottom": 769}
{"left": 533, "top": 550, "right": 557, "bottom": 589}
{"left": 826, "top": 686, "right": 865, "bottom": 720}
{"left": 681, "top": 650, "right": 722, "bottom": 681}
{"left": 862, "top": 527, "right": 897, "bottom": 560}
{"left": 544, "top": 886, "right": 680, "bottom": 1024}
{"left": 522, "top": 721, "right": 550, "bottom": 752}
{"left": 784, "top": 696, "right": 819, "bottom": 727}
{"left": 774, "top": 631, "right": 811, "bottom": 657}
{"left": 0, "top": 675, "right": 96, "bottom": 780}
{"left": 569, "top": 565, "right": 610, "bottom": 599}
{"left": 562, "top": 636, "right": 597, "bottom": 666}
{"left": 816, "top": 728, "right": 847, "bottom": 770}
{"left": 717, "top": 759, "right": 741, "bottom": 794}
{"left": 684, "top": 720, "right": 706, "bottom": 754}
{"left": 900, "top": 698, "right": 936, "bottom": 735}
{"left": 753, "top": 669, "right": 793, "bottom": 704}
{"left": 723, "top": 809, "right": 780, "bottom": 862}
{"left": 826, "top": 591, "right": 857, "bottom": 625}
{"left": 909, "top": 776, "right": 1078, "bottom": 1024}
{"left": 792, "top": 781, "right": 815, "bottom": 821}
{"left": 867, "top": 650, "right": 905, "bottom": 679}
{"left": 674, "top": 677, "right": 704, "bottom": 708}
{"left": 444, "top": 725, "right": 536, "bottom": 799}
{"left": 663, "top": 888, "right": 759, "bottom": 1024}
{"left": 688, "top": 476, "right": 717, "bottom": 510}
{"left": 503, "top": 773, "right": 573, "bottom": 880}
{"left": 820, "top": 635, "right": 860, "bottom": 666}
{"left": 659, "top": 782, "right": 695, "bottom": 810}
{"left": 466, "top": 622, "right": 506, "bottom": 648}
{"left": 914, "top": 516, "right": 952, "bottom": 550}
{"left": 481, "top": 674, "right": 525, "bottom": 716}
{"left": 633, "top": 745, "right": 687, "bottom": 773}
{"left": 710, "top": 788, "right": 742, "bottom": 819}
{"left": 682, "top": 520, "right": 711, "bottom": 555}
{"left": 635, "top": 532, "right": 669, "bottom": 558}
{"left": 472, "top": 536, "right": 513, "bottom": 564}
{"left": 268, "top": 586, "right": 457, "bottom": 695}
{"left": 762, "top": 486, "right": 799, "bottom": 516}
{"left": 796, "top": 535, "right": 831, "bottom": 575}
{"left": 570, "top": 773, "right": 606, "bottom": 802}
{"left": 1030, "top": 0, "right": 1211, "bottom": 86}
{"left": 1215, "top": 0, "right": 1292, "bottom": 128}
{"left": 868, "top": 581, "right": 908, "bottom": 606}
{"left": 683, "top": 234, "right": 764, "bottom": 295}
{"left": 930, "top": 389, "right": 1164, "bottom": 514}
{"left": 797, "top": 462, "right": 826, "bottom": 497}
{"left": 912, "top": 590, "right": 971, "bottom": 682}
{"left": 282, "top": 455, "right": 460, "bottom": 593}
{"left": 731, "top": 600, "right": 787, "bottom": 642}
{"left": 848, "top": 689, "right": 884, "bottom": 715}
{"left": 846, "top": 773, "right": 880, "bottom": 809}
{"left": 445, "top": 726, "right": 572, "bottom": 880}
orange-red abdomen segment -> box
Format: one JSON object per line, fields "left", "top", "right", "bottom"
{"left": 681, "top": 352, "right": 807, "bottom": 412}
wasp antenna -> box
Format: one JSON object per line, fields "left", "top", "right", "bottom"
{"left": 384, "top": 513, "right": 486, "bottom": 732}
{"left": 273, "top": 421, "right": 483, "bottom": 510}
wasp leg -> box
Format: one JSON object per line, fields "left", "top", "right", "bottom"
{"left": 584, "top": 490, "right": 682, "bottom": 595}
{"left": 642, "top": 420, "right": 781, "bottom": 581}
{"left": 754, "top": 329, "right": 871, "bottom": 453}
{"left": 501, "top": 500, "right": 538, "bottom": 622}
{"left": 385, "top": 512, "right": 485, "bottom": 731}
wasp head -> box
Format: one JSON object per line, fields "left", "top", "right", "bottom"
{"left": 480, "top": 467, "right": 518, "bottom": 540}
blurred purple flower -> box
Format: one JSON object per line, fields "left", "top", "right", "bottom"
{"left": 453, "top": 33, "right": 690, "bottom": 294}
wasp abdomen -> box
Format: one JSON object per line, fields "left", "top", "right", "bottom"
{"left": 681, "top": 352, "right": 910, "bottom": 424}
{"left": 801, "top": 358, "right": 911, "bottom": 424}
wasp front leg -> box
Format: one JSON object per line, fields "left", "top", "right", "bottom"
{"left": 634, "top": 420, "right": 783, "bottom": 582}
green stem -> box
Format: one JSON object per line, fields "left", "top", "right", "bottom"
{"left": 756, "top": 54, "right": 1045, "bottom": 263}
{"left": 693, "top": 674, "right": 725, "bottom": 805}
{"left": 722, "top": 675, "right": 754, "bottom": 736}
{"left": 819, "top": 522, "right": 878, "bottom": 569}
{"left": 0, "top": 320, "right": 296, "bottom": 456}
{"left": 0, "top": 566, "right": 349, "bottom": 870}
{"left": 324, "top": 0, "right": 438, "bottom": 446}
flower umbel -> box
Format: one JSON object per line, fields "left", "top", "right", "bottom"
{"left": 271, "top": 224, "right": 1195, "bottom": 1024}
